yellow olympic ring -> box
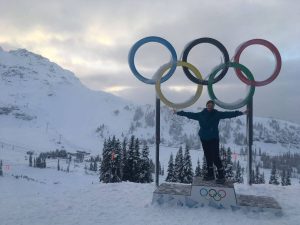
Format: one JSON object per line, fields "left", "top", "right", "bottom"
{"left": 155, "top": 61, "right": 203, "bottom": 110}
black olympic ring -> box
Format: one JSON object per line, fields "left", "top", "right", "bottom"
{"left": 181, "top": 37, "right": 230, "bottom": 85}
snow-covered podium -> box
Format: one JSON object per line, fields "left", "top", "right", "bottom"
{"left": 152, "top": 177, "right": 282, "bottom": 214}
{"left": 191, "top": 177, "right": 237, "bottom": 208}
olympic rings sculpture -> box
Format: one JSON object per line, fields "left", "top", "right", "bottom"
{"left": 128, "top": 36, "right": 281, "bottom": 110}
{"left": 200, "top": 188, "right": 227, "bottom": 202}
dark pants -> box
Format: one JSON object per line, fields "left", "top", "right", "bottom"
{"left": 201, "top": 138, "right": 223, "bottom": 170}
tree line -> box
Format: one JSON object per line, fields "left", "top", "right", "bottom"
{"left": 165, "top": 145, "right": 246, "bottom": 184}
{"left": 28, "top": 153, "right": 47, "bottom": 168}
{"left": 99, "top": 135, "right": 153, "bottom": 183}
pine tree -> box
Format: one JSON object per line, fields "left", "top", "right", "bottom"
{"left": 269, "top": 162, "right": 279, "bottom": 185}
{"left": 234, "top": 160, "right": 243, "bottom": 183}
{"left": 110, "top": 136, "right": 121, "bottom": 182}
{"left": 139, "top": 142, "right": 153, "bottom": 183}
{"left": 114, "top": 136, "right": 122, "bottom": 180}
{"left": 36, "top": 157, "right": 41, "bottom": 168}
{"left": 232, "top": 160, "right": 237, "bottom": 171}
{"left": 201, "top": 155, "right": 207, "bottom": 178}
{"left": 149, "top": 159, "right": 155, "bottom": 173}
{"left": 251, "top": 169, "right": 255, "bottom": 184}
{"left": 159, "top": 161, "right": 162, "bottom": 175}
{"left": 35, "top": 155, "right": 46, "bottom": 169}
{"left": 100, "top": 138, "right": 111, "bottom": 182}
{"left": 254, "top": 165, "right": 260, "bottom": 184}
{"left": 166, "top": 153, "right": 176, "bottom": 182}
{"left": 182, "top": 144, "right": 193, "bottom": 184}
{"left": 29, "top": 154, "right": 32, "bottom": 167}
{"left": 84, "top": 163, "right": 88, "bottom": 174}
{"left": 174, "top": 146, "right": 184, "bottom": 183}
{"left": 93, "top": 160, "right": 98, "bottom": 172}
{"left": 121, "top": 138, "right": 129, "bottom": 181}
{"left": 259, "top": 172, "right": 265, "bottom": 184}
{"left": 126, "top": 135, "right": 136, "bottom": 182}
{"left": 239, "top": 147, "right": 244, "bottom": 156}
{"left": 99, "top": 137, "right": 122, "bottom": 183}
{"left": 195, "top": 158, "right": 201, "bottom": 177}
{"left": 225, "top": 147, "right": 234, "bottom": 181}
{"left": 36, "top": 157, "right": 39, "bottom": 168}
{"left": 67, "top": 155, "right": 71, "bottom": 173}
{"left": 220, "top": 145, "right": 226, "bottom": 161}
{"left": 0, "top": 160, "right": 3, "bottom": 176}
{"left": 57, "top": 159, "right": 60, "bottom": 171}
{"left": 43, "top": 158, "right": 46, "bottom": 168}
{"left": 89, "top": 161, "right": 94, "bottom": 171}
{"left": 286, "top": 169, "right": 291, "bottom": 186}
{"left": 132, "top": 137, "right": 141, "bottom": 182}
{"left": 281, "top": 169, "right": 286, "bottom": 186}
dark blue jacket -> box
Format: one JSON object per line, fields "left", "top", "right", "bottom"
{"left": 176, "top": 109, "right": 243, "bottom": 141}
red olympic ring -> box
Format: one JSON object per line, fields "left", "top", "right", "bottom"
{"left": 234, "top": 39, "right": 282, "bottom": 87}
{"left": 218, "top": 189, "right": 226, "bottom": 198}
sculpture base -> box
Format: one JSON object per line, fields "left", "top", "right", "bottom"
{"left": 152, "top": 177, "right": 282, "bottom": 214}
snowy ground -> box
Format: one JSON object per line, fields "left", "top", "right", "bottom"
{"left": 1, "top": 146, "right": 300, "bottom": 225}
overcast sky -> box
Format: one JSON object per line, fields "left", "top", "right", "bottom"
{"left": 0, "top": 0, "right": 299, "bottom": 123}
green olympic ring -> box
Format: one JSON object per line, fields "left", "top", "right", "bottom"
{"left": 208, "top": 62, "right": 255, "bottom": 110}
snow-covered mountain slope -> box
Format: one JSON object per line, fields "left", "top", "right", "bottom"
{"left": 0, "top": 47, "right": 299, "bottom": 155}
{"left": 1, "top": 143, "right": 300, "bottom": 225}
{"left": 0, "top": 47, "right": 134, "bottom": 152}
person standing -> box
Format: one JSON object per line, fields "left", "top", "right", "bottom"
{"left": 174, "top": 100, "right": 247, "bottom": 184}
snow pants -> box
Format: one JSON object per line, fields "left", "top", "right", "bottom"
{"left": 200, "top": 138, "right": 223, "bottom": 170}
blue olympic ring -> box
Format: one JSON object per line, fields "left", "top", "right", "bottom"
{"left": 128, "top": 36, "right": 177, "bottom": 85}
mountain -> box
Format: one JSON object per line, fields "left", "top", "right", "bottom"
{"left": 0, "top": 47, "right": 299, "bottom": 155}
{"left": 0, "top": 47, "right": 130, "bottom": 152}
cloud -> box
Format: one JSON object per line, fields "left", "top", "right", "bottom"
{"left": 0, "top": 0, "right": 299, "bottom": 123}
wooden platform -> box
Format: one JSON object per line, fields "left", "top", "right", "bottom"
{"left": 152, "top": 177, "right": 282, "bottom": 214}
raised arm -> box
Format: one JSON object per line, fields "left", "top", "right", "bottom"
{"left": 176, "top": 111, "right": 200, "bottom": 120}
{"left": 217, "top": 110, "right": 244, "bottom": 119}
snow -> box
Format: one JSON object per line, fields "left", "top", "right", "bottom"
{"left": 1, "top": 145, "right": 300, "bottom": 225}
{"left": 1, "top": 170, "right": 300, "bottom": 225}
{"left": 0, "top": 48, "right": 133, "bottom": 152}
{"left": 1, "top": 47, "right": 300, "bottom": 225}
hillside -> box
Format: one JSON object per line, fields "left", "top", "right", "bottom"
{"left": 0, "top": 47, "right": 299, "bottom": 156}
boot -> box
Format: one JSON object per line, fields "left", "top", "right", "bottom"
{"left": 216, "top": 168, "right": 225, "bottom": 184}
{"left": 203, "top": 167, "right": 215, "bottom": 181}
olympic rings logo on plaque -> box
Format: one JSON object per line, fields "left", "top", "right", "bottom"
{"left": 128, "top": 36, "right": 281, "bottom": 110}
{"left": 199, "top": 188, "right": 226, "bottom": 202}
